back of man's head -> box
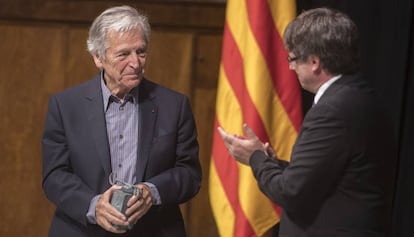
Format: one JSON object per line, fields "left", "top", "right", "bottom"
{"left": 284, "top": 7, "right": 360, "bottom": 75}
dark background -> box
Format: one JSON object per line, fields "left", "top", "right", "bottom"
{"left": 297, "top": 1, "right": 414, "bottom": 236}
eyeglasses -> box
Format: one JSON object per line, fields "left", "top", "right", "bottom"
{"left": 287, "top": 55, "right": 299, "bottom": 63}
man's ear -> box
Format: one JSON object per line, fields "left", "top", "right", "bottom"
{"left": 92, "top": 54, "right": 103, "bottom": 69}
{"left": 309, "top": 55, "right": 322, "bottom": 74}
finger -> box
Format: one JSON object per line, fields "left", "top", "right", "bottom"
{"left": 140, "top": 184, "right": 153, "bottom": 204}
{"left": 218, "top": 126, "right": 235, "bottom": 147}
{"left": 243, "top": 124, "right": 258, "bottom": 139}
{"left": 264, "top": 142, "right": 275, "bottom": 157}
{"left": 96, "top": 186, "right": 129, "bottom": 232}
{"left": 103, "top": 218, "right": 127, "bottom": 234}
{"left": 264, "top": 142, "right": 270, "bottom": 156}
{"left": 105, "top": 188, "right": 128, "bottom": 221}
{"left": 126, "top": 194, "right": 139, "bottom": 208}
{"left": 217, "top": 126, "right": 229, "bottom": 139}
{"left": 125, "top": 195, "right": 141, "bottom": 217}
{"left": 96, "top": 208, "right": 128, "bottom": 233}
{"left": 128, "top": 198, "right": 152, "bottom": 224}
{"left": 127, "top": 199, "right": 144, "bottom": 221}
{"left": 268, "top": 147, "right": 276, "bottom": 158}
{"left": 126, "top": 185, "right": 149, "bottom": 207}
{"left": 106, "top": 207, "right": 131, "bottom": 232}
{"left": 125, "top": 197, "right": 142, "bottom": 217}
{"left": 125, "top": 184, "right": 151, "bottom": 216}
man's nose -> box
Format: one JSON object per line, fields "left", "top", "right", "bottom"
{"left": 128, "top": 52, "right": 141, "bottom": 68}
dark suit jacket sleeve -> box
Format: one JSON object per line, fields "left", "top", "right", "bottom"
{"left": 143, "top": 95, "right": 201, "bottom": 205}
{"left": 250, "top": 103, "right": 350, "bottom": 216}
{"left": 42, "top": 95, "right": 96, "bottom": 226}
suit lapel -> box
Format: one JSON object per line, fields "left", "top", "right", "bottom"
{"left": 85, "top": 76, "right": 112, "bottom": 176}
{"left": 136, "top": 80, "right": 157, "bottom": 182}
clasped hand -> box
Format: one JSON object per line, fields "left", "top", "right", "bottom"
{"left": 96, "top": 183, "right": 153, "bottom": 233}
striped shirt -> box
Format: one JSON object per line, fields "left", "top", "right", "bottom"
{"left": 101, "top": 78, "right": 139, "bottom": 184}
{"left": 86, "top": 75, "right": 161, "bottom": 224}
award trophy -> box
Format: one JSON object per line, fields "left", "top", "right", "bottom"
{"left": 109, "top": 173, "right": 142, "bottom": 230}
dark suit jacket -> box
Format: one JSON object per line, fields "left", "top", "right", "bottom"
{"left": 42, "top": 74, "right": 201, "bottom": 237}
{"left": 250, "top": 74, "right": 397, "bottom": 237}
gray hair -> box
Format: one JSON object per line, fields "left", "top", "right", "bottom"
{"left": 87, "top": 5, "right": 151, "bottom": 59}
{"left": 284, "top": 8, "right": 360, "bottom": 75}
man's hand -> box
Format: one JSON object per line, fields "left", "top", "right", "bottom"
{"left": 264, "top": 142, "right": 276, "bottom": 158}
{"left": 124, "top": 183, "right": 153, "bottom": 228}
{"left": 218, "top": 124, "right": 266, "bottom": 165}
{"left": 96, "top": 186, "right": 129, "bottom": 233}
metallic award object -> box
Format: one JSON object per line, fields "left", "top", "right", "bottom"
{"left": 109, "top": 173, "right": 142, "bottom": 230}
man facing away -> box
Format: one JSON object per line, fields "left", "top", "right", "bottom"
{"left": 219, "top": 7, "right": 397, "bottom": 237}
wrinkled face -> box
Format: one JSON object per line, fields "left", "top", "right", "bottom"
{"left": 288, "top": 53, "right": 320, "bottom": 93}
{"left": 93, "top": 29, "right": 147, "bottom": 96}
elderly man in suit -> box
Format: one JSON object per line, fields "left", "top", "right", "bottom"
{"left": 218, "top": 7, "right": 396, "bottom": 237}
{"left": 42, "top": 5, "right": 201, "bottom": 237}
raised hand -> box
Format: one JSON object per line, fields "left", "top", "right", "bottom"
{"left": 217, "top": 124, "right": 266, "bottom": 165}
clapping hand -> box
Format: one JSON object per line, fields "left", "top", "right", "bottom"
{"left": 217, "top": 124, "right": 266, "bottom": 165}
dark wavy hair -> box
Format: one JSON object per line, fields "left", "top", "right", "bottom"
{"left": 284, "top": 8, "right": 360, "bottom": 75}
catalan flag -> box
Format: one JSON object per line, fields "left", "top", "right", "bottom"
{"left": 209, "top": 0, "right": 302, "bottom": 236}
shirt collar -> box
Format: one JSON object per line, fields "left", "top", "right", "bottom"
{"left": 100, "top": 71, "right": 139, "bottom": 111}
{"left": 314, "top": 74, "right": 342, "bottom": 104}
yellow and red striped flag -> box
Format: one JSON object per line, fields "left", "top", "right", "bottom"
{"left": 209, "top": 0, "right": 302, "bottom": 236}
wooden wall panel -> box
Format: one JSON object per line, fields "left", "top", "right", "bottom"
{"left": 190, "top": 89, "right": 220, "bottom": 236}
{"left": 0, "top": 0, "right": 225, "bottom": 29}
{"left": 188, "top": 34, "right": 222, "bottom": 237}
{"left": 65, "top": 27, "right": 99, "bottom": 87}
{"left": 145, "top": 31, "right": 194, "bottom": 95}
{"left": 0, "top": 23, "right": 66, "bottom": 236}
{"left": 0, "top": 1, "right": 225, "bottom": 236}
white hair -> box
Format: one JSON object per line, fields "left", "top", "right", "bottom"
{"left": 86, "top": 5, "right": 151, "bottom": 59}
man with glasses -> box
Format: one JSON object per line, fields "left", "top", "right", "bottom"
{"left": 218, "top": 7, "right": 396, "bottom": 237}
